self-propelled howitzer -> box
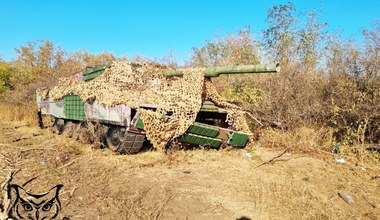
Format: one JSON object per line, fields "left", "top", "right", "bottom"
{"left": 36, "top": 62, "right": 280, "bottom": 154}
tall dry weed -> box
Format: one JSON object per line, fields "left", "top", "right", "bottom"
{"left": 246, "top": 63, "right": 380, "bottom": 148}
{"left": 257, "top": 126, "right": 334, "bottom": 153}
{"left": 0, "top": 102, "right": 37, "bottom": 126}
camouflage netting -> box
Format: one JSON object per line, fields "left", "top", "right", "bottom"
{"left": 204, "top": 80, "right": 250, "bottom": 133}
{"left": 47, "top": 61, "right": 249, "bottom": 150}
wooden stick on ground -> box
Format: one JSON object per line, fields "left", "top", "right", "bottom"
{"left": 255, "top": 148, "right": 290, "bottom": 169}
{"left": 0, "top": 169, "right": 20, "bottom": 191}
{"left": 244, "top": 111, "right": 264, "bottom": 127}
{"left": 22, "top": 175, "right": 40, "bottom": 187}
{"left": 58, "top": 158, "right": 78, "bottom": 170}
{"left": 0, "top": 169, "right": 20, "bottom": 214}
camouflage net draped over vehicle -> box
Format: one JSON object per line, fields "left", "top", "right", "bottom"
{"left": 49, "top": 61, "right": 249, "bottom": 150}
{"left": 204, "top": 80, "right": 250, "bottom": 133}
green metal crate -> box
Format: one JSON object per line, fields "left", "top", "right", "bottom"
{"left": 179, "top": 133, "right": 222, "bottom": 148}
{"left": 64, "top": 94, "right": 85, "bottom": 121}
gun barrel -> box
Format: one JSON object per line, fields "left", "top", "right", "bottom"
{"left": 163, "top": 63, "right": 280, "bottom": 77}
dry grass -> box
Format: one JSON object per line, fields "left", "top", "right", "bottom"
{"left": 0, "top": 102, "right": 37, "bottom": 126}
{"left": 1, "top": 104, "right": 380, "bottom": 219}
{"left": 243, "top": 179, "right": 351, "bottom": 219}
{"left": 1, "top": 120, "right": 379, "bottom": 219}
{"left": 257, "top": 126, "right": 334, "bottom": 153}
{"left": 256, "top": 125, "right": 380, "bottom": 166}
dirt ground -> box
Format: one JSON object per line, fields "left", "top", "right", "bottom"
{"left": 0, "top": 120, "right": 379, "bottom": 220}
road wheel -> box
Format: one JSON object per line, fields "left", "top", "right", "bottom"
{"left": 54, "top": 118, "right": 66, "bottom": 134}
{"left": 106, "top": 126, "right": 122, "bottom": 152}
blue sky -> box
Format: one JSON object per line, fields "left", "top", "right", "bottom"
{"left": 0, "top": 0, "right": 379, "bottom": 64}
